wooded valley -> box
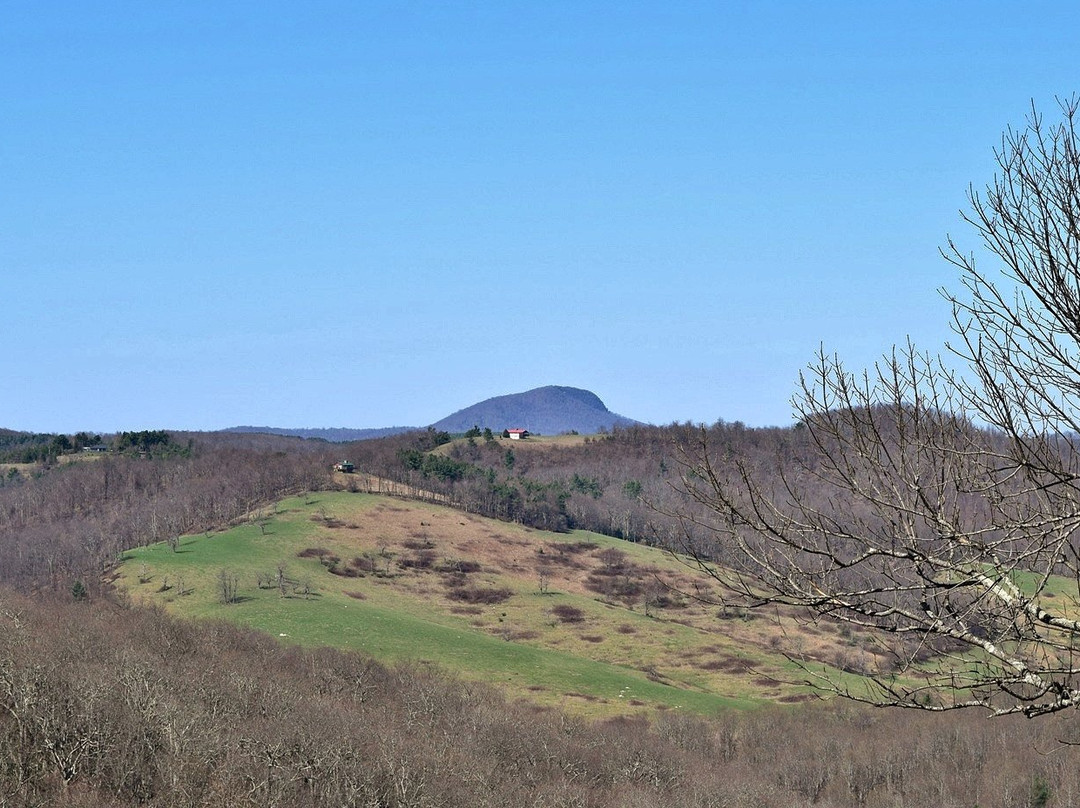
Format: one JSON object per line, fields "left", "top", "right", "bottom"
{"left": 2, "top": 424, "right": 1079, "bottom": 806}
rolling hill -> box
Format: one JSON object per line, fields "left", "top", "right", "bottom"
{"left": 113, "top": 489, "right": 884, "bottom": 717}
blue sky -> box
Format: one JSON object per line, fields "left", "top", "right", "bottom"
{"left": 3, "top": 2, "right": 1079, "bottom": 432}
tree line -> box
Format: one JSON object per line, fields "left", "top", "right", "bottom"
{"left": 0, "top": 431, "right": 333, "bottom": 595}
{"left": 0, "top": 429, "right": 104, "bottom": 465}
{"left": 340, "top": 419, "right": 805, "bottom": 548}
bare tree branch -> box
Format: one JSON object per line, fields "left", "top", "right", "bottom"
{"left": 672, "top": 98, "right": 1080, "bottom": 718}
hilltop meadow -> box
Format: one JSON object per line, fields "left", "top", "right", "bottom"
{"left": 116, "top": 491, "right": 822, "bottom": 717}
{"left": 1, "top": 425, "right": 1079, "bottom": 806}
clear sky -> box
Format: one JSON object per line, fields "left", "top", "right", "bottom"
{"left": 3, "top": 2, "right": 1078, "bottom": 433}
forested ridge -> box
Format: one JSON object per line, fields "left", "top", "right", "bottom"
{"left": 0, "top": 431, "right": 331, "bottom": 595}
{"left": 338, "top": 421, "right": 804, "bottom": 551}
{"left": 2, "top": 425, "right": 1080, "bottom": 806}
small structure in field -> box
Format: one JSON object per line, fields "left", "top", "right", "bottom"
{"left": 506, "top": 429, "right": 529, "bottom": 440}
{"left": 334, "top": 460, "right": 355, "bottom": 473}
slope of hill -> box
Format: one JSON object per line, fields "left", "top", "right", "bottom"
{"left": 113, "top": 490, "right": 891, "bottom": 717}
{"left": 432, "top": 385, "right": 639, "bottom": 434}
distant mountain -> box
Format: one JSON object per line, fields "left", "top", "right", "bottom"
{"left": 223, "top": 425, "right": 414, "bottom": 443}
{"left": 431, "top": 386, "right": 638, "bottom": 435}
{"left": 221, "top": 386, "right": 637, "bottom": 442}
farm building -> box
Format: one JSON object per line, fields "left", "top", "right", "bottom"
{"left": 506, "top": 429, "right": 529, "bottom": 440}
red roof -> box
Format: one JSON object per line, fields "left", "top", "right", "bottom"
{"left": 507, "top": 428, "right": 528, "bottom": 434}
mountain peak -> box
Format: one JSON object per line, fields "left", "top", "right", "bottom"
{"left": 431, "top": 386, "right": 637, "bottom": 435}
{"left": 534, "top": 385, "right": 606, "bottom": 410}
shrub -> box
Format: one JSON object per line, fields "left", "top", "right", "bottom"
{"left": 551, "top": 604, "right": 586, "bottom": 624}
{"left": 446, "top": 586, "right": 513, "bottom": 605}
{"left": 584, "top": 572, "right": 643, "bottom": 602}
{"left": 398, "top": 550, "right": 437, "bottom": 570}
{"left": 435, "top": 558, "right": 481, "bottom": 574}
{"left": 350, "top": 555, "right": 378, "bottom": 573}
{"left": 328, "top": 566, "right": 359, "bottom": 578}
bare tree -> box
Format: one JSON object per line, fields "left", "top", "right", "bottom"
{"left": 676, "top": 98, "right": 1080, "bottom": 718}
{"left": 276, "top": 562, "right": 289, "bottom": 598}
{"left": 217, "top": 569, "right": 239, "bottom": 605}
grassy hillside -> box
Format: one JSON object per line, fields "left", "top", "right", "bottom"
{"left": 112, "top": 490, "right": 886, "bottom": 717}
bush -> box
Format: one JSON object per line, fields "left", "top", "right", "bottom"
{"left": 399, "top": 550, "right": 437, "bottom": 570}
{"left": 551, "top": 604, "right": 586, "bottom": 624}
{"left": 446, "top": 586, "right": 513, "bottom": 605}
{"left": 584, "top": 572, "right": 643, "bottom": 602}
{"left": 350, "top": 555, "right": 378, "bottom": 573}
{"left": 435, "top": 558, "right": 482, "bottom": 574}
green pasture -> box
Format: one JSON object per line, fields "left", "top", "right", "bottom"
{"left": 117, "top": 491, "right": 829, "bottom": 716}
